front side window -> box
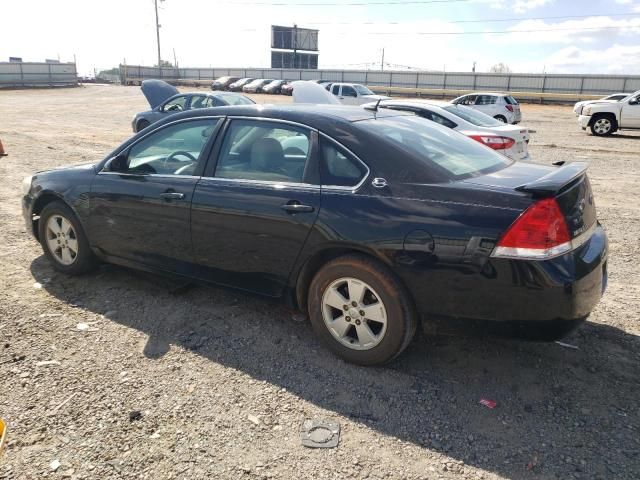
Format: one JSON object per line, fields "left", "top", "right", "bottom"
{"left": 119, "top": 119, "right": 219, "bottom": 176}
{"left": 215, "top": 120, "right": 310, "bottom": 183}
{"left": 162, "top": 95, "right": 188, "bottom": 112}
{"left": 341, "top": 85, "right": 357, "bottom": 97}
{"left": 320, "top": 137, "right": 368, "bottom": 187}
{"left": 357, "top": 116, "right": 511, "bottom": 180}
{"left": 332, "top": 84, "right": 340, "bottom": 95}
{"left": 457, "top": 95, "right": 476, "bottom": 106}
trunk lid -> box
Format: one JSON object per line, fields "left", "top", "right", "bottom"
{"left": 464, "top": 162, "right": 596, "bottom": 240}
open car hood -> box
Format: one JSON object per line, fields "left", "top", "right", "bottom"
{"left": 141, "top": 79, "right": 179, "bottom": 109}
{"left": 293, "top": 81, "right": 341, "bottom": 105}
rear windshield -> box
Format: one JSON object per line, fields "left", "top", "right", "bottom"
{"left": 357, "top": 116, "right": 511, "bottom": 180}
{"left": 442, "top": 105, "right": 503, "bottom": 127}
{"left": 504, "top": 96, "right": 519, "bottom": 105}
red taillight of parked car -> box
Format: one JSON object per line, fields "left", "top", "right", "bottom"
{"left": 493, "top": 198, "right": 572, "bottom": 259}
{"left": 468, "top": 135, "right": 516, "bottom": 150}
{"left": 505, "top": 105, "right": 514, "bottom": 112}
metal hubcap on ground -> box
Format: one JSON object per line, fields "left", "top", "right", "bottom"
{"left": 321, "top": 277, "right": 388, "bottom": 351}
{"left": 594, "top": 118, "right": 611, "bottom": 134}
{"left": 46, "top": 215, "right": 78, "bottom": 265}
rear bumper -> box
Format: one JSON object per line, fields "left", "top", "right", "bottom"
{"left": 400, "top": 223, "right": 608, "bottom": 326}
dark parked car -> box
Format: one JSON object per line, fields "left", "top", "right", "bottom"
{"left": 228, "top": 78, "right": 255, "bottom": 92}
{"left": 242, "top": 79, "right": 274, "bottom": 93}
{"left": 22, "top": 105, "right": 608, "bottom": 365}
{"left": 132, "top": 80, "right": 254, "bottom": 132}
{"left": 211, "top": 76, "right": 240, "bottom": 91}
{"left": 280, "top": 82, "right": 294, "bottom": 96}
{"left": 263, "top": 80, "right": 287, "bottom": 94}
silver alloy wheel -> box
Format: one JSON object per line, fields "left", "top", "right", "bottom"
{"left": 45, "top": 215, "right": 78, "bottom": 265}
{"left": 321, "top": 277, "right": 388, "bottom": 351}
{"left": 593, "top": 118, "right": 612, "bottom": 134}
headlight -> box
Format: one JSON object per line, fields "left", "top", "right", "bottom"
{"left": 22, "top": 176, "right": 33, "bottom": 195}
{"left": 584, "top": 107, "right": 592, "bottom": 116}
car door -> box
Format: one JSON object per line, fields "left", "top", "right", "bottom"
{"left": 339, "top": 85, "right": 360, "bottom": 105}
{"left": 88, "top": 117, "right": 222, "bottom": 273}
{"left": 190, "top": 118, "right": 321, "bottom": 297}
{"left": 620, "top": 94, "right": 640, "bottom": 128}
{"left": 473, "top": 95, "right": 496, "bottom": 116}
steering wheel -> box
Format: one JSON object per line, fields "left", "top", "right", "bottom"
{"left": 161, "top": 150, "right": 197, "bottom": 172}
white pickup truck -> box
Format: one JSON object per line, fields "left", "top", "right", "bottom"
{"left": 578, "top": 90, "right": 640, "bottom": 136}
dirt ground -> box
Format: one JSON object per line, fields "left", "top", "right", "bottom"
{"left": 0, "top": 85, "right": 639, "bottom": 480}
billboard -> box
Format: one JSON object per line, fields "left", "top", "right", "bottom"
{"left": 271, "top": 25, "right": 319, "bottom": 52}
{"left": 271, "top": 51, "right": 318, "bottom": 69}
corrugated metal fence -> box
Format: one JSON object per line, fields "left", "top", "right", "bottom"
{"left": 0, "top": 62, "right": 78, "bottom": 88}
{"left": 121, "top": 64, "right": 640, "bottom": 97}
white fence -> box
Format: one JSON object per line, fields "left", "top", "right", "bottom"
{"left": 0, "top": 62, "right": 77, "bottom": 88}
{"left": 121, "top": 64, "right": 640, "bottom": 96}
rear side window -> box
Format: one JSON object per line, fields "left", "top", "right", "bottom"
{"left": 215, "top": 120, "right": 310, "bottom": 183}
{"left": 425, "top": 111, "right": 457, "bottom": 129}
{"left": 331, "top": 84, "right": 340, "bottom": 95}
{"left": 504, "top": 96, "right": 518, "bottom": 105}
{"left": 319, "top": 137, "right": 368, "bottom": 187}
{"left": 476, "top": 95, "right": 497, "bottom": 105}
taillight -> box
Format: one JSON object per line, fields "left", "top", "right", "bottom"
{"left": 505, "top": 105, "right": 514, "bottom": 112}
{"left": 492, "top": 198, "right": 572, "bottom": 259}
{"left": 468, "top": 135, "right": 516, "bottom": 150}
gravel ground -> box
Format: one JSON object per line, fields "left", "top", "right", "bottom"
{"left": 0, "top": 85, "right": 639, "bottom": 480}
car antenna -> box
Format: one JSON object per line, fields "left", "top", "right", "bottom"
{"left": 364, "top": 98, "right": 383, "bottom": 112}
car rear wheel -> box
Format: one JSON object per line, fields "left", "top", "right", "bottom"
{"left": 494, "top": 115, "right": 507, "bottom": 123}
{"left": 136, "top": 119, "right": 150, "bottom": 132}
{"left": 39, "top": 201, "right": 98, "bottom": 275}
{"left": 590, "top": 115, "right": 615, "bottom": 136}
{"left": 308, "top": 255, "right": 417, "bottom": 365}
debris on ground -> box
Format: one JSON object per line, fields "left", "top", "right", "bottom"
{"left": 300, "top": 418, "right": 341, "bottom": 448}
{"left": 479, "top": 398, "right": 497, "bottom": 409}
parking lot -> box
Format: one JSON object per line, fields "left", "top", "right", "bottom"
{"left": 0, "top": 84, "right": 639, "bottom": 479}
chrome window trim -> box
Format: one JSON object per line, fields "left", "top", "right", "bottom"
{"left": 198, "top": 176, "right": 321, "bottom": 191}
{"left": 317, "top": 132, "right": 371, "bottom": 193}
{"left": 97, "top": 172, "right": 201, "bottom": 180}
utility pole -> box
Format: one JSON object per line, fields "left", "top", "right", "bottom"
{"left": 173, "top": 48, "right": 177, "bottom": 68}
{"left": 472, "top": 61, "right": 476, "bottom": 73}
{"left": 292, "top": 24, "right": 298, "bottom": 69}
{"left": 381, "top": 48, "right": 385, "bottom": 71}
{"left": 154, "top": 0, "right": 162, "bottom": 77}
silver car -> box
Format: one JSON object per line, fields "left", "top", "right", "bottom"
{"left": 132, "top": 80, "right": 255, "bottom": 133}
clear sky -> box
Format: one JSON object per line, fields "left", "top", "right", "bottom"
{"left": 2, "top": 0, "right": 640, "bottom": 76}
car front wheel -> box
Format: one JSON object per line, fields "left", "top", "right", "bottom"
{"left": 494, "top": 115, "right": 507, "bottom": 123}
{"left": 38, "top": 201, "right": 98, "bottom": 275}
{"left": 590, "top": 115, "right": 615, "bottom": 136}
{"left": 308, "top": 255, "right": 417, "bottom": 365}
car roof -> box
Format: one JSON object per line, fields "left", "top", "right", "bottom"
{"left": 464, "top": 92, "right": 509, "bottom": 97}
{"left": 167, "top": 103, "right": 409, "bottom": 125}
{"left": 380, "top": 99, "right": 449, "bottom": 108}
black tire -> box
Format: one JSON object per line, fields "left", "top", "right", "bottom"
{"left": 590, "top": 114, "right": 616, "bottom": 136}
{"left": 494, "top": 115, "right": 507, "bottom": 123}
{"left": 308, "top": 254, "right": 417, "bottom": 366}
{"left": 38, "top": 201, "right": 98, "bottom": 275}
{"left": 136, "top": 119, "right": 150, "bottom": 132}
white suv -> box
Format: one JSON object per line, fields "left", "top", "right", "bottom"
{"left": 451, "top": 92, "right": 522, "bottom": 124}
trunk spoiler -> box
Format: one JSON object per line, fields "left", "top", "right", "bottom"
{"left": 515, "top": 162, "right": 588, "bottom": 196}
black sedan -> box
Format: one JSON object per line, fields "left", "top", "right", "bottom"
{"left": 22, "top": 105, "right": 608, "bottom": 365}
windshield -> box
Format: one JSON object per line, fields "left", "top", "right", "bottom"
{"left": 357, "top": 116, "right": 511, "bottom": 180}
{"left": 354, "top": 84, "right": 374, "bottom": 96}
{"left": 443, "top": 105, "right": 503, "bottom": 127}
{"left": 621, "top": 91, "right": 640, "bottom": 102}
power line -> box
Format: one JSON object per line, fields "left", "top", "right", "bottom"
{"left": 226, "top": 0, "right": 469, "bottom": 5}
{"left": 305, "top": 12, "right": 640, "bottom": 25}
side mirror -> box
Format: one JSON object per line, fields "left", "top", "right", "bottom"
{"left": 629, "top": 98, "right": 639, "bottom": 105}
{"left": 106, "top": 153, "right": 128, "bottom": 172}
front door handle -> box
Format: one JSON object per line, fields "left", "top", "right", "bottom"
{"left": 160, "top": 192, "right": 185, "bottom": 200}
{"left": 281, "top": 201, "right": 314, "bottom": 214}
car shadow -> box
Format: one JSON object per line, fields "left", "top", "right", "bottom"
{"left": 30, "top": 258, "right": 640, "bottom": 480}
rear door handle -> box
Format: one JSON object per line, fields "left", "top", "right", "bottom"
{"left": 281, "top": 201, "right": 314, "bottom": 214}
{"left": 160, "top": 192, "right": 185, "bottom": 200}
